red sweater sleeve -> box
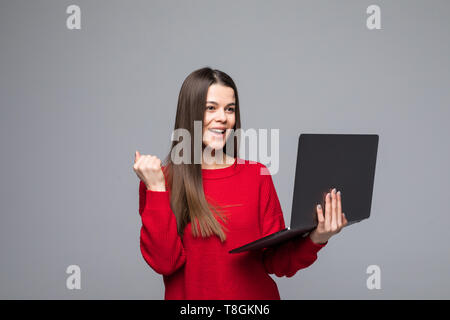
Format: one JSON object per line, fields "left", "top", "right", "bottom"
{"left": 138, "top": 180, "right": 186, "bottom": 276}
{"left": 258, "top": 166, "right": 327, "bottom": 278}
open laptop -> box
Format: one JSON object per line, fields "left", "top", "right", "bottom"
{"left": 229, "top": 133, "right": 379, "bottom": 254}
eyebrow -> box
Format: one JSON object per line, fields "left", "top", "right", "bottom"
{"left": 206, "top": 101, "right": 236, "bottom": 107}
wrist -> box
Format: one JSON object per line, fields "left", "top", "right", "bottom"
{"left": 309, "top": 232, "right": 328, "bottom": 245}
{"left": 146, "top": 184, "right": 166, "bottom": 192}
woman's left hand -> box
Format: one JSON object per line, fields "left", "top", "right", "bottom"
{"left": 309, "top": 188, "right": 348, "bottom": 245}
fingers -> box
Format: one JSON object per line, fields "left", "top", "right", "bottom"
{"left": 342, "top": 213, "right": 348, "bottom": 225}
{"left": 141, "top": 154, "right": 150, "bottom": 169}
{"left": 324, "top": 192, "right": 331, "bottom": 231}
{"left": 336, "top": 190, "right": 342, "bottom": 227}
{"left": 316, "top": 204, "right": 325, "bottom": 226}
{"left": 133, "top": 153, "right": 145, "bottom": 170}
{"left": 331, "top": 188, "right": 337, "bottom": 230}
{"left": 319, "top": 188, "right": 347, "bottom": 238}
{"left": 336, "top": 212, "right": 348, "bottom": 233}
{"left": 141, "top": 155, "right": 163, "bottom": 171}
{"left": 143, "top": 155, "right": 160, "bottom": 168}
{"left": 133, "top": 153, "right": 160, "bottom": 172}
{"left": 134, "top": 150, "right": 141, "bottom": 164}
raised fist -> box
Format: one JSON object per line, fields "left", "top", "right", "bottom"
{"left": 133, "top": 150, "right": 166, "bottom": 191}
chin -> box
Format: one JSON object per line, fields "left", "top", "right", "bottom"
{"left": 204, "top": 142, "right": 225, "bottom": 150}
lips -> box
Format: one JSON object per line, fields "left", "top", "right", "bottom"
{"left": 209, "top": 128, "right": 226, "bottom": 134}
{"left": 209, "top": 129, "right": 225, "bottom": 136}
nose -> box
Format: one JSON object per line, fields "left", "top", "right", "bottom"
{"left": 215, "top": 107, "right": 227, "bottom": 123}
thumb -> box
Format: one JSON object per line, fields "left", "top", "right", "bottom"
{"left": 134, "top": 150, "right": 141, "bottom": 163}
{"left": 316, "top": 204, "right": 325, "bottom": 224}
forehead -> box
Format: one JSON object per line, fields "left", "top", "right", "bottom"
{"left": 206, "top": 84, "right": 235, "bottom": 102}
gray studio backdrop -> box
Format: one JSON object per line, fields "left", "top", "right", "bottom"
{"left": 1, "top": 0, "right": 449, "bottom": 299}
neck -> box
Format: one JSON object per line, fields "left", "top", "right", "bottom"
{"left": 201, "top": 151, "right": 234, "bottom": 169}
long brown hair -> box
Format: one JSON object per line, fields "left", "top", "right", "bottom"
{"left": 162, "top": 67, "right": 241, "bottom": 242}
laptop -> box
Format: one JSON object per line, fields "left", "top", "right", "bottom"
{"left": 229, "top": 133, "right": 379, "bottom": 254}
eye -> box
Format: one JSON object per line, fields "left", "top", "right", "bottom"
{"left": 227, "top": 107, "right": 235, "bottom": 112}
{"left": 206, "top": 105, "right": 215, "bottom": 111}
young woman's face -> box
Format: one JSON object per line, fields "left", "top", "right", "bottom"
{"left": 202, "top": 84, "right": 236, "bottom": 151}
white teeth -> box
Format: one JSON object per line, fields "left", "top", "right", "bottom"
{"left": 210, "top": 129, "right": 225, "bottom": 134}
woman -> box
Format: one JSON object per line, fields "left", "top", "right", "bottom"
{"left": 133, "top": 67, "right": 347, "bottom": 300}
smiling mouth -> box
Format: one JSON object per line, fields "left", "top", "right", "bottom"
{"left": 209, "top": 128, "right": 226, "bottom": 136}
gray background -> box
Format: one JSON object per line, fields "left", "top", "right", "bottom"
{"left": 1, "top": 0, "right": 449, "bottom": 299}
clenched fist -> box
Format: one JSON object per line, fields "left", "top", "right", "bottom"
{"left": 133, "top": 150, "right": 166, "bottom": 191}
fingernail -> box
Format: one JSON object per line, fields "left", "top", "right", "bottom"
{"left": 332, "top": 188, "right": 336, "bottom": 194}
{"left": 337, "top": 191, "right": 341, "bottom": 196}
{"left": 317, "top": 204, "right": 322, "bottom": 209}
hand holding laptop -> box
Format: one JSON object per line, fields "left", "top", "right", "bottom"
{"left": 309, "top": 188, "right": 348, "bottom": 245}
{"left": 229, "top": 134, "right": 378, "bottom": 254}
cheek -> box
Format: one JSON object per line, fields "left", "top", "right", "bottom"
{"left": 202, "top": 124, "right": 209, "bottom": 140}
{"left": 203, "top": 113, "right": 211, "bottom": 127}
{"left": 202, "top": 115, "right": 207, "bottom": 131}
{"left": 203, "top": 114, "right": 213, "bottom": 136}
{"left": 228, "top": 115, "right": 236, "bottom": 127}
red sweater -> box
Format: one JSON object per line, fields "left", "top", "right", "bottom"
{"left": 138, "top": 158, "right": 327, "bottom": 300}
